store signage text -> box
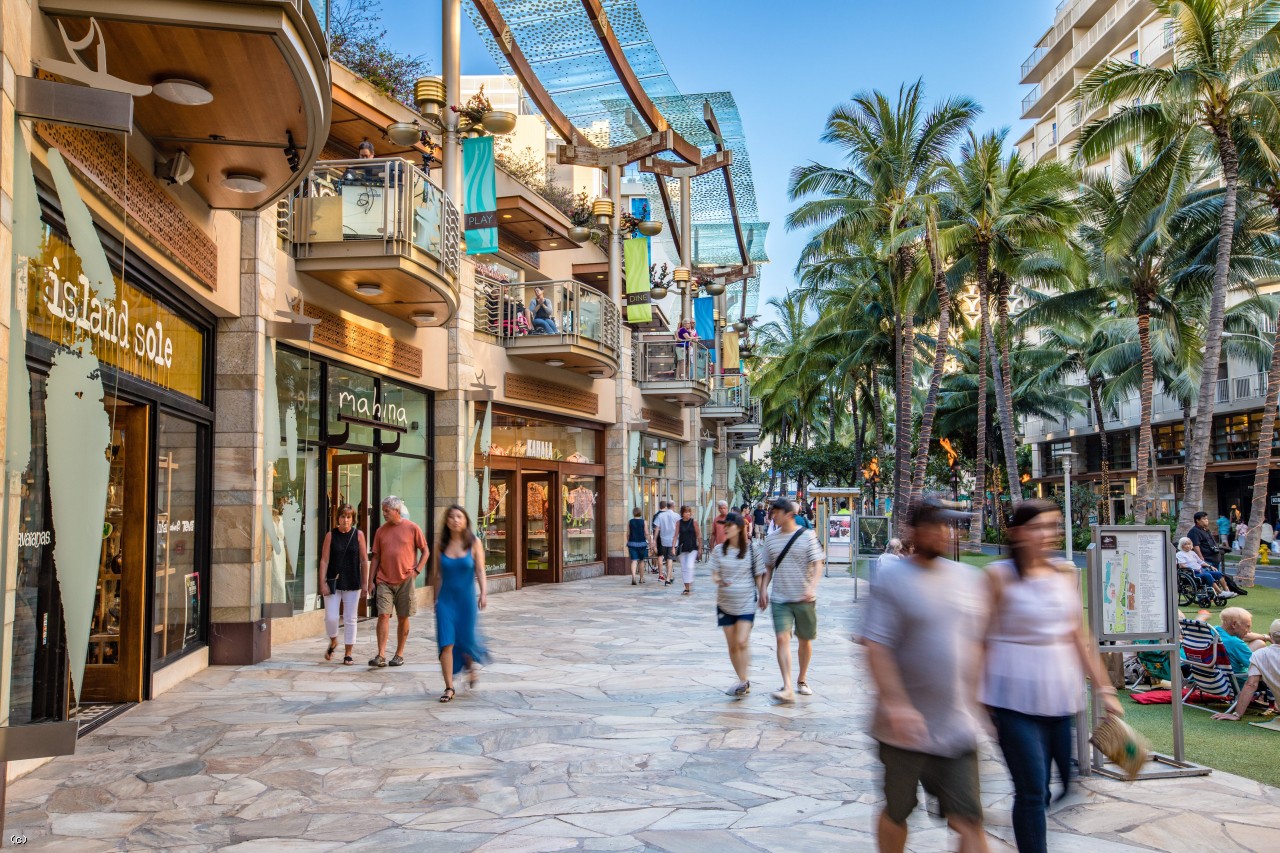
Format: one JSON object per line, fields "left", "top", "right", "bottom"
{"left": 337, "top": 391, "right": 409, "bottom": 428}
{"left": 42, "top": 257, "right": 175, "bottom": 368}
{"left": 158, "top": 519, "right": 196, "bottom": 533}
{"left": 16, "top": 530, "right": 52, "bottom": 548}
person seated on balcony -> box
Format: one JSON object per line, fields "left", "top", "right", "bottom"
{"left": 1175, "top": 537, "right": 1235, "bottom": 600}
{"left": 530, "top": 286, "right": 557, "bottom": 334}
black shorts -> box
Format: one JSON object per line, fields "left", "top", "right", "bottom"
{"left": 716, "top": 607, "right": 755, "bottom": 628}
{"left": 879, "top": 743, "right": 982, "bottom": 825}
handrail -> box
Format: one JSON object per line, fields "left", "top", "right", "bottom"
{"left": 474, "top": 280, "right": 620, "bottom": 355}
{"left": 635, "top": 338, "right": 711, "bottom": 385}
{"left": 708, "top": 375, "right": 751, "bottom": 409}
{"left": 290, "top": 157, "right": 460, "bottom": 279}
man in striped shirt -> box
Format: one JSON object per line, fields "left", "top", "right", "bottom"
{"left": 762, "top": 498, "right": 824, "bottom": 703}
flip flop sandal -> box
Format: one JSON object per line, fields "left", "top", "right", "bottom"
{"left": 324, "top": 640, "right": 337, "bottom": 661}
{"left": 439, "top": 688, "right": 455, "bottom": 703}
{"left": 343, "top": 656, "right": 355, "bottom": 666}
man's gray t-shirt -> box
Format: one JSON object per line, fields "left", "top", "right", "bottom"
{"left": 862, "top": 556, "right": 986, "bottom": 757}
{"left": 654, "top": 510, "right": 680, "bottom": 546}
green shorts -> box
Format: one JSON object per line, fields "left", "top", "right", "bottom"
{"left": 771, "top": 600, "right": 817, "bottom": 640}
{"left": 878, "top": 743, "right": 982, "bottom": 825}
{"left": 375, "top": 579, "right": 417, "bottom": 618}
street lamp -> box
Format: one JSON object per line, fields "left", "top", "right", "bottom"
{"left": 1056, "top": 449, "right": 1078, "bottom": 563}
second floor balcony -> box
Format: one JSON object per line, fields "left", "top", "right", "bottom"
{"left": 703, "top": 376, "right": 752, "bottom": 422}
{"left": 475, "top": 280, "right": 621, "bottom": 377}
{"left": 288, "top": 158, "right": 461, "bottom": 326}
{"left": 634, "top": 339, "right": 712, "bottom": 405}
{"left": 725, "top": 401, "right": 763, "bottom": 449}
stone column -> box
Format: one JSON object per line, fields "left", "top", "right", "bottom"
{"left": 209, "top": 212, "right": 274, "bottom": 665}
{"left": 604, "top": 326, "right": 637, "bottom": 575}
{"left": 435, "top": 263, "right": 476, "bottom": 524}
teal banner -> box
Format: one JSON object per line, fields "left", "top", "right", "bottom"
{"left": 463, "top": 136, "right": 498, "bottom": 255}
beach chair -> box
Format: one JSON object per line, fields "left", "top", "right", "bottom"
{"left": 1178, "top": 618, "right": 1243, "bottom": 712}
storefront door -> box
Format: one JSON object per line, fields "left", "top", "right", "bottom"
{"left": 82, "top": 397, "right": 149, "bottom": 705}
{"left": 330, "top": 451, "right": 373, "bottom": 534}
{"left": 523, "top": 473, "right": 557, "bottom": 584}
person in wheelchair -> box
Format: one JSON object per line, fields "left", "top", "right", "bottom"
{"left": 1176, "top": 537, "right": 1237, "bottom": 601}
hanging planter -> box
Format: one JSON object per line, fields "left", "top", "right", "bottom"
{"left": 704, "top": 280, "right": 726, "bottom": 296}
{"left": 481, "top": 110, "right": 517, "bottom": 135}
{"left": 568, "top": 226, "right": 591, "bottom": 242}
{"left": 650, "top": 285, "right": 669, "bottom": 300}
{"left": 637, "top": 219, "right": 662, "bottom": 237}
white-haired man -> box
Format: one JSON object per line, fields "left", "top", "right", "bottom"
{"left": 1214, "top": 618, "right": 1280, "bottom": 721}
{"left": 367, "top": 495, "right": 429, "bottom": 667}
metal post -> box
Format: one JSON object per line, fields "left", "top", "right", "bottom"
{"left": 442, "top": 0, "right": 462, "bottom": 205}
{"left": 1064, "top": 454, "right": 1074, "bottom": 563}
{"left": 679, "top": 175, "right": 692, "bottom": 324}
{"left": 608, "top": 164, "right": 622, "bottom": 304}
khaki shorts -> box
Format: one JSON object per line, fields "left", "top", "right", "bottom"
{"left": 879, "top": 743, "right": 982, "bottom": 825}
{"left": 771, "top": 600, "right": 817, "bottom": 640}
{"left": 375, "top": 579, "right": 417, "bottom": 618}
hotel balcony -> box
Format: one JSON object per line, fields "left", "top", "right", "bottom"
{"left": 634, "top": 339, "right": 712, "bottom": 406}
{"left": 288, "top": 157, "right": 462, "bottom": 326}
{"left": 725, "top": 402, "right": 763, "bottom": 450}
{"left": 475, "top": 280, "right": 621, "bottom": 378}
{"left": 702, "top": 376, "right": 752, "bottom": 423}
{"left": 39, "top": 0, "right": 331, "bottom": 209}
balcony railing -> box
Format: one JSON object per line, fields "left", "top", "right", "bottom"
{"left": 1073, "top": 0, "right": 1141, "bottom": 66}
{"left": 1022, "top": 47, "right": 1047, "bottom": 78}
{"left": 290, "top": 157, "right": 461, "bottom": 279}
{"left": 635, "top": 339, "right": 711, "bottom": 384}
{"left": 474, "top": 280, "right": 621, "bottom": 372}
{"left": 1022, "top": 86, "right": 1041, "bottom": 114}
{"left": 703, "top": 376, "right": 754, "bottom": 422}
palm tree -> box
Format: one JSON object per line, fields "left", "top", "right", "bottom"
{"left": 1075, "top": 0, "right": 1280, "bottom": 533}
{"left": 788, "top": 80, "right": 978, "bottom": 531}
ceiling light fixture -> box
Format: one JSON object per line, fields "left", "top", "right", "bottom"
{"left": 410, "top": 310, "right": 436, "bottom": 326}
{"left": 153, "top": 78, "right": 213, "bottom": 105}
{"left": 501, "top": 213, "right": 513, "bottom": 219}
{"left": 548, "top": 241, "right": 559, "bottom": 247}
{"left": 355, "top": 283, "right": 383, "bottom": 296}
{"left": 545, "top": 359, "right": 565, "bottom": 367}
{"left": 664, "top": 397, "right": 678, "bottom": 403}
{"left": 587, "top": 369, "right": 606, "bottom": 378}
{"left": 222, "top": 173, "right": 266, "bottom": 193}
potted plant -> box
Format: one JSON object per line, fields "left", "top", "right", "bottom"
{"left": 699, "top": 272, "right": 725, "bottom": 295}
{"left": 649, "top": 263, "right": 672, "bottom": 300}
{"left": 452, "top": 85, "right": 509, "bottom": 136}
{"left": 567, "top": 191, "right": 593, "bottom": 242}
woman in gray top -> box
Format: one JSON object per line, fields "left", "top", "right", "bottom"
{"left": 710, "top": 512, "right": 767, "bottom": 698}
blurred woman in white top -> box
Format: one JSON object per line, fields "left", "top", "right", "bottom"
{"left": 710, "top": 512, "right": 766, "bottom": 698}
{"left": 981, "top": 499, "right": 1121, "bottom": 853}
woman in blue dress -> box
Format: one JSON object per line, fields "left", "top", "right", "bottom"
{"left": 433, "top": 504, "right": 489, "bottom": 703}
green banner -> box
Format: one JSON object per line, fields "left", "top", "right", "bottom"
{"left": 463, "top": 136, "right": 497, "bottom": 255}
{"left": 624, "top": 237, "right": 652, "bottom": 324}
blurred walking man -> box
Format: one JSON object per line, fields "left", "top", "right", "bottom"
{"left": 367, "top": 496, "right": 429, "bottom": 667}
{"left": 863, "top": 498, "right": 988, "bottom": 852}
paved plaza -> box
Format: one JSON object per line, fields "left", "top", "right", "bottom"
{"left": 7, "top": 574, "right": 1280, "bottom": 852}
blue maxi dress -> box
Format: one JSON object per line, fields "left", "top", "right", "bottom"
{"left": 435, "top": 552, "right": 490, "bottom": 673}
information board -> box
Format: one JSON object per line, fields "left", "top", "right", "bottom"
{"left": 1089, "top": 526, "right": 1175, "bottom": 641}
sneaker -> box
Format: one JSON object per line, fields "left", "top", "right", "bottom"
{"left": 771, "top": 689, "right": 796, "bottom": 704}
{"left": 734, "top": 681, "right": 751, "bottom": 697}
{"left": 724, "top": 680, "right": 747, "bottom": 696}
{"left": 388, "top": 655, "right": 406, "bottom": 666}
{"left": 797, "top": 682, "right": 813, "bottom": 696}
{"left": 1220, "top": 591, "right": 1238, "bottom": 599}
{"left": 368, "top": 655, "right": 387, "bottom": 668}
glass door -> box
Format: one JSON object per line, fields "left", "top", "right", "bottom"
{"left": 522, "top": 473, "right": 556, "bottom": 584}
{"left": 82, "top": 397, "right": 149, "bottom": 706}
{"left": 330, "top": 451, "right": 372, "bottom": 535}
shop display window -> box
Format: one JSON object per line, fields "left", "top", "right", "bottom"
{"left": 476, "top": 471, "right": 512, "bottom": 576}
{"left": 327, "top": 366, "right": 378, "bottom": 447}
{"left": 276, "top": 348, "right": 321, "bottom": 443}
{"left": 381, "top": 455, "right": 430, "bottom": 587}
{"left": 562, "top": 475, "right": 599, "bottom": 566}
{"left": 483, "top": 412, "right": 597, "bottom": 463}
{"left": 153, "top": 414, "right": 206, "bottom": 663}
{"left": 382, "top": 380, "right": 429, "bottom": 457}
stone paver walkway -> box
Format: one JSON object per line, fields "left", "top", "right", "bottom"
{"left": 7, "top": 574, "right": 1280, "bottom": 852}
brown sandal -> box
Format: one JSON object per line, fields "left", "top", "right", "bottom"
{"left": 324, "top": 640, "right": 337, "bottom": 661}
{"left": 439, "top": 688, "right": 455, "bottom": 703}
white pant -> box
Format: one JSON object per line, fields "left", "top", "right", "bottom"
{"left": 325, "top": 589, "right": 360, "bottom": 646}
{"left": 680, "top": 551, "right": 697, "bottom": 584}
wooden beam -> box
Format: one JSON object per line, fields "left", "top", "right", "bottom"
{"left": 702, "top": 100, "right": 751, "bottom": 268}
{"left": 555, "top": 129, "right": 685, "bottom": 168}
{"left": 638, "top": 150, "right": 732, "bottom": 178}
{"left": 578, "top": 0, "right": 701, "bottom": 165}
{"left": 470, "top": 0, "right": 596, "bottom": 150}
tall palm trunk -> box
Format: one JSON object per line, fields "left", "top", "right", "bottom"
{"left": 969, "top": 253, "right": 991, "bottom": 551}
{"left": 1091, "top": 377, "right": 1112, "bottom": 524}
{"left": 910, "top": 230, "right": 952, "bottom": 508}
{"left": 1237, "top": 311, "right": 1280, "bottom": 588}
{"left": 985, "top": 322, "right": 1023, "bottom": 511}
{"left": 893, "top": 313, "right": 915, "bottom": 534}
{"left": 994, "top": 273, "right": 1020, "bottom": 508}
{"left": 1134, "top": 301, "right": 1155, "bottom": 524}
{"left": 1177, "top": 127, "right": 1241, "bottom": 534}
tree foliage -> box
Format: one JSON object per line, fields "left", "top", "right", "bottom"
{"left": 330, "top": 0, "right": 431, "bottom": 106}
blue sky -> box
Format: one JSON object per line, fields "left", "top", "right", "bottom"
{"left": 377, "top": 0, "right": 1053, "bottom": 314}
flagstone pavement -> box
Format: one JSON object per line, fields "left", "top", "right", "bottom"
{"left": 7, "top": 573, "right": 1280, "bottom": 852}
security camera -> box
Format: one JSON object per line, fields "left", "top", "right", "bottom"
{"left": 156, "top": 151, "right": 194, "bottom": 186}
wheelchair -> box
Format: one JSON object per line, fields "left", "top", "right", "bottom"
{"left": 1177, "top": 565, "right": 1227, "bottom": 608}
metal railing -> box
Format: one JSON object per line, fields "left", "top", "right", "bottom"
{"left": 1073, "top": 0, "right": 1140, "bottom": 66}
{"left": 634, "top": 339, "right": 711, "bottom": 385}
{"left": 1022, "top": 46, "right": 1047, "bottom": 78}
{"left": 289, "top": 157, "right": 461, "bottom": 279}
{"left": 1022, "top": 86, "right": 1042, "bottom": 114}
{"left": 707, "top": 375, "right": 751, "bottom": 410}
{"left": 474, "top": 280, "right": 619, "bottom": 356}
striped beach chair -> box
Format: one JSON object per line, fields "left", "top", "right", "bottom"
{"left": 1178, "top": 618, "right": 1243, "bottom": 712}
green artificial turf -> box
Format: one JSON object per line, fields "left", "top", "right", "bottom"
{"left": 1120, "top": 690, "right": 1280, "bottom": 787}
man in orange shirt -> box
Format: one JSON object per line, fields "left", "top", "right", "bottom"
{"left": 711, "top": 501, "right": 730, "bottom": 554}
{"left": 367, "top": 495, "right": 429, "bottom": 667}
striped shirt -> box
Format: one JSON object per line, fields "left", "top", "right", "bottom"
{"left": 711, "top": 541, "right": 764, "bottom": 616}
{"left": 763, "top": 527, "right": 823, "bottom": 603}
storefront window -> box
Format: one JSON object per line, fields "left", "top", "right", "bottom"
{"left": 381, "top": 455, "right": 429, "bottom": 587}
{"left": 382, "top": 380, "right": 429, "bottom": 457}
{"left": 486, "top": 412, "right": 596, "bottom": 462}
{"left": 634, "top": 434, "right": 684, "bottom": 521}
{"left": 477, "top": 471, "right": 512, "bottom": 576}
{"left": 276, "top": 348, "right": 321, "bottom": 443}
{"left": 328, "top": 366, "right": 378, "bottom": 447}
{"left": 563, "top": 475, "right": 599, "bottom": 566}
{"left": 153, "top": 414, "right": 205, "bottom": 663}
